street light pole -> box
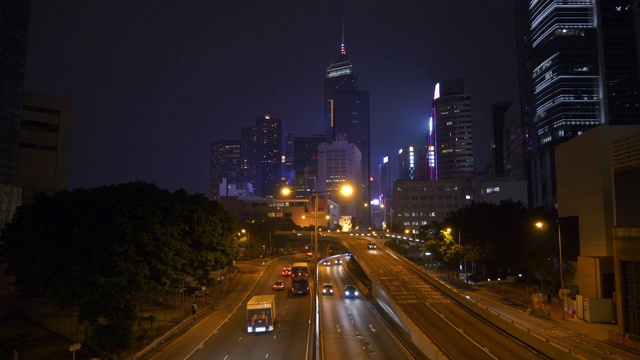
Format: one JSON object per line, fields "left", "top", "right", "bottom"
{"left": 535, "top": 220, "right": 565, "bottom": 319}
{"left": 242, "top": 229, "right": 250, "bottom": 260}
{"left": 558, "top": 221, "right": 565, "bottom": 319}
{"left": 313, "top": 191, "right": 320, "bottom": 359}
{"left": 282, "top": 184, "right": 352, "bottom": 360}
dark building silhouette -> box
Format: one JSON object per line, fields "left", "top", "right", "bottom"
{"left": 598, "top": 1, "right": 640, "bottom": 126}
{"left": 292, "top": 134, "right": 325, "bottom": 198}
{"left": 0, "top": 0, "right": 29, "bottom": 225}
{"left": 491, "top": 102, "right": 511, "bottom": 177}
{"left": 503, "top": 98, "right": 529, "bottom": 182}
{"left": 20, "top": 92, "right": 72, "bottom": 205}
{"left": 210, "top": 139, "right": 241, "bottom": 199}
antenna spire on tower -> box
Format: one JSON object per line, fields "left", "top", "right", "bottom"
{"left": 341, "top": 18, "right": 345, "bottom": 54}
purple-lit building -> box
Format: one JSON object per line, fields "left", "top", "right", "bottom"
{"left": 428, "top": 79, "right": 474, "bottom": 180}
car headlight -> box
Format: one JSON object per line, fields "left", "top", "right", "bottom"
{"left": 345, "top": 291, "right": 350, "bottom": 295}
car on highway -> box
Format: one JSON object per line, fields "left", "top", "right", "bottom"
{"left": 343, "top": 284, "right": 359, "bottom": 298}
{"left": 334, "top": 258, "right": 343, "bottom": 265}
{"left": 282, "top": 265, "right": 292, "bottom": 277}
{"left": 367, "top": 242, "right": 377, "bottom": 249}
{"left": 322, "top": 283, "right": 334, "bottom": 295}
{"left": 322, "top": 259, "right": 331, "bottom": 266}
{"left": 273, "top": 280, "right": 285, "bottom": 291}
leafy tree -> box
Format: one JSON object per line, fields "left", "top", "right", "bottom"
{"left": 0, "top": 182, "right": 238, "bottom": 353}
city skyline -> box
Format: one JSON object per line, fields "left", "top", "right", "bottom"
{"left": 25, "top": 1, "right": 518, "bottom": 195}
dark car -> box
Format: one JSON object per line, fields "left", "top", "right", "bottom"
{"left": 322, "top": 259, "right": 331, "bottom": 266}
{"left": 343, "top": 284, "right": 359, "bottom": 298}
{"left": 273, "top": 280, "right": 285, "bottom": 291}
{"left": 334, "top": 258, "right": 343, "bottom": 265}
{"left": 367, "top": 242, "right": 377, "bottom": 249}
{"left": 322, "top": 283, "right": 334, "bottom": 295}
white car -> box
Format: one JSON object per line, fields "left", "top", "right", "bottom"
{"left": 322, "top": 283, "right": 334, "bottom": 295}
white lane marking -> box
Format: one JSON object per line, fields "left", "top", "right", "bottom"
{"left": 369, "top": 324, "right": 376, "bottom": 333}
{"left": 336, "top": 324, "right": 341, "bottom": 333}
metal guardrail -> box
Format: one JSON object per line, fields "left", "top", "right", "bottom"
{"left": 610, "top": 329, "right": 640, "bottom": 352}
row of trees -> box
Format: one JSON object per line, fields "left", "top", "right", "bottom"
{"left": 416, "top": 200, "right": 561, "bottom": 285}
{"left": 0, "top": 182, "right": 239, "bottom": 352}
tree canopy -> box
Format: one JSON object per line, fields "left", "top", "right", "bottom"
{"left": 422, "top": 200, "right": 558, "bottom": 281}
{"left": 0, "top": 182, "right": 239, "bottom": 352}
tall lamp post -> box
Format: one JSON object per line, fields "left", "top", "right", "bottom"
{"left": 241, "top": 229, "right": 250, "bottom": 260}
{"left": 535, "top": 221, "right": 564, "bottom": 319}
{"left": 446, "top": 228, "right": 465, "bottom": 276}
{"left": 282, "top": 184, "right": 353, "bottom": 359}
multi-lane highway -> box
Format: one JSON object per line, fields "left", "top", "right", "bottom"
{"left": 188, "top": 257, "right": 310, "bottom": 360}
{"left": 318, "top": 256, "right": 415, "bottom": 359}
{"left": 340, "top": 234, "right": 546, "bottom": 359}
{"left": 152, "top": 252, "right": 421, "bottom": 359}
{"left": 152, "top": 234, "right": 548, "bottom": 359}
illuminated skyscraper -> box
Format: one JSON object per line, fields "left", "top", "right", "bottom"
{"left": 324, "top": 31, "right": 371, "bottom": 227}
{"left": 324, "top": 38, "right": 358, "bottom": 140}
{"left": 517, "top": 1, "right": 602, "bottom": 207}
{"left": 429, "top": 79, "right": 474, "bottom": 180}
{"left": 240, "top": 115, "right": 286, "bottom": 198}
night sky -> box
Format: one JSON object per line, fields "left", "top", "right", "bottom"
{"left": 25, "top": 0, "right": 518, "bottom": 196}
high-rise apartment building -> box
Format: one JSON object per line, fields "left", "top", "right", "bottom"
{"left": 240, "top": 115, "right": 286, "bottom": 198}
{"left": 317, "top": 135, "right": 362, "bottom": 228}
{"left": 429, "top": 79, "right": 474, "bottom": 180}
{"left": 19, "top": 92, "right": 71, "bottom": 205}
{"left": 324, "top": 37, "right": 371, "bottom": 227}
{"left": 0, "top": 0, "right": 29, "bottom": 224}
{"left": 210, "top": 139, "right": 241, "bottom": 199}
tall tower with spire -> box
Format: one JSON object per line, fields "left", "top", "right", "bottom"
{"left": 324, "top": 25, "right": 358, "bottom": 140}
{"left": 323, "top": 24, "right": 371, "bottom": 228}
